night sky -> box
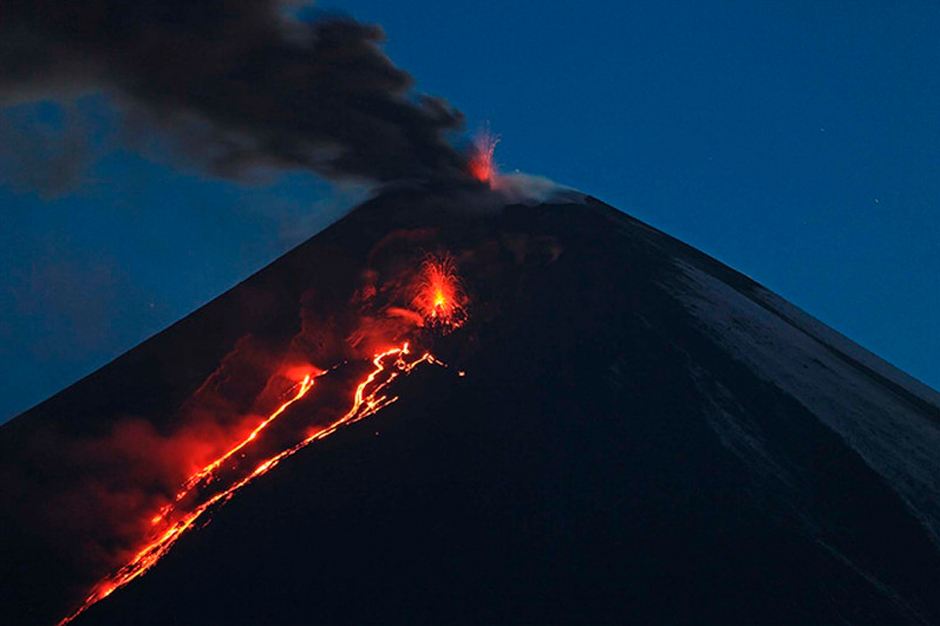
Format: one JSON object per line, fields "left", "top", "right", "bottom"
{"left": 2, "top": 0, "right": 938, "bottom": 423}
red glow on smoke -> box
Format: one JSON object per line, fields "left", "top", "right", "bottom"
{"left": 57, "top": 259, "right": 468, "bottom": 625}
{"left": 468, "top": 129, "right": 498, "bottom": 184}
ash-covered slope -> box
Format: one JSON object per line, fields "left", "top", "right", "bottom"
{"left": 3, "top": 188, "right": 940, "bottom": 625}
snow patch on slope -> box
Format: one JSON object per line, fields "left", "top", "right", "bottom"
{"left": 750, "top": 286, "right": 940, "bottom": 409}
{"left": 668, "top": 259, "right": 940, "bottom": 548}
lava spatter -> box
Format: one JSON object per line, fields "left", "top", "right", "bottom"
{"left": 468, "top": 129, "right": 499, "bottom": 185}
{"left": 412, "top": 255, "right": 467, "bottom": 331}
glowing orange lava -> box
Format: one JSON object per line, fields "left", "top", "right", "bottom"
{"left": 175, "top": 371, "right": 322, "bottom": 499}
{"left": 412, "top": 256, "right": 467, "bottom": 329}
{"left": 58, "top": 342, "right": 447, "bottom": 626}
{"left": 468, "top": 129, "right": 498, "bottom": 184}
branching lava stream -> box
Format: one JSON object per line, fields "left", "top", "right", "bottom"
{"left": 58, "top": 258, "right": 468, "bottom": 625}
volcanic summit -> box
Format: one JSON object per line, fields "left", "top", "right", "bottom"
{"left": 2, "top": 185, "right": 940, "bottom": 626}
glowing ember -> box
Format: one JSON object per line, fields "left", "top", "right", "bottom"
{"left": 412, "top": 255, "right": 467, "bottom": 329}
{"left": 468, "top": 129, "right": 498, "bottom": 184}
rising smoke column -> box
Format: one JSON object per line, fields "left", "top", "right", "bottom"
{"left": 0, "top": 1, "right": 468, "bottom": 183}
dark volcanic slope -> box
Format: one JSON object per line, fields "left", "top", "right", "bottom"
{"left": 4, "top": 188, "right": 940, "bottom": 625}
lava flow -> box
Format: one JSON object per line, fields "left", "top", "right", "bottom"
{"left": 58, "top": 343, "right": 443, "bottom": 625}
{"left": 174, "top": 369, "right": 324, "bottom": 499}
{"left": 58, "top": 258, "right": 468, "bottom": 625}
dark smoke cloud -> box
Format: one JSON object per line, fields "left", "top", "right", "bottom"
{"left": 0, "top": 1, "right": 468, "bottom": 183}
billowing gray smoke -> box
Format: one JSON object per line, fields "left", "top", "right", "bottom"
{"left": 0, "top": 1, "right": 468, "bottom": 183}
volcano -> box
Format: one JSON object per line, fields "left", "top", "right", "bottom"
{"left": 2, "top": 186, "right": 940, "bottom": 626}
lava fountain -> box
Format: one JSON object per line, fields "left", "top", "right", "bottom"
{"left": 412, "top": 255, "right": 468, "bottom": 330}
{"left": 468, "top": 129, "right": 499, "bottom": 185}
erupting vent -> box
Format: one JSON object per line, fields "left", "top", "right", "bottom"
{"left": 468, "top": 129, "right": 499, "bottom": 184}
{"left": 57, "top": 258, "right": 469, "bottom": 625}
{"left": 413, "top": 255, "right": 467, "bottom": 330}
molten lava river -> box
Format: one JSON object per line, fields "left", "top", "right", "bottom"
{"left": 58, "top": 258, "right": 468, "bottom": 625}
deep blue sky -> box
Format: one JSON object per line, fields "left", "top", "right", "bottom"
{"left": 2, "top": 0, "right": 938, "bottom": 422}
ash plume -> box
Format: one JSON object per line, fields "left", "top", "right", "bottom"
{"left": 0, "top": 1, "right": 468, "bottom": 183}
